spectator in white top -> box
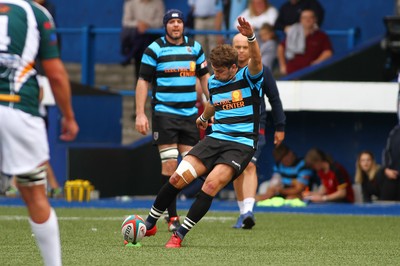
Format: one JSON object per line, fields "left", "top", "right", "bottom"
{"left": 188, "top": 0, "right": 224, "bottom": 58}
{"left": 120, "top": 0, "right": 165, "bottom": 79}
{"left": 235, "top": 0, "right": 278, "bottom": 30}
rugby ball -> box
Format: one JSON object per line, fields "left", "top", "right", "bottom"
{"left": 121, "top": 215, "right": 147, "bottom": 244}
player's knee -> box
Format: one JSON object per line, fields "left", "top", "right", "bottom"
{"left": 202, "top": 180, "right": 219, "bottom": 195}
{"left": 159, "top": 147, "right": 178, "bottom": 163}
{"left": 162, "top": 161, "right": 178, "bottom": 176}
{"left": 246, "top": 161, "right": 256, "bottom": 172}
{"left": 16, "top": 164, "right": 47, "bottom": 186}
{"left": 175, "top": 160, "right": 197, "bottom": 185}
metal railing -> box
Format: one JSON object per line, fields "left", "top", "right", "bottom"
{"left": 57, "top": 27, "right": 359, "bottom": 86}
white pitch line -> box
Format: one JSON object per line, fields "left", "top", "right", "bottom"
{"left": 0, "top": 215, "right": 234, "bottom": 222}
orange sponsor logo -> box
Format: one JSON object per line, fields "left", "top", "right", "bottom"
{"left": 213, "top": 90, "right": 245, "bottom": 110}
{"left": 165, "top": 68, "right": 187, "bottom": 73}
{"left": 189, "top": 61, "right": 196, "bottom": 71}
{"left": 231, "top": 90, "right": 243, "bottom": 102}
{"left": 221, "top": 100, "right": 245, "bottom": 110}
{"left": 164, "top": 66, "right": 195, "bottom": 77}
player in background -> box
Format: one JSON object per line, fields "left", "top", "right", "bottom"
{"left": 0, "top": 1, "right": 79, "bottom": 265}
{"left": 231, "top": 33, "right": 286, "bottom": 229}
{"left": 135, "top": 9, "right": 210, "bottom": 233}
{"left": 143, "top": 17, "right": 263, "bottom": 248}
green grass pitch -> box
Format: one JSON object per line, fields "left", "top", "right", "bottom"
{"left": 1, "top": 206, "right": 400, "bottom": 265}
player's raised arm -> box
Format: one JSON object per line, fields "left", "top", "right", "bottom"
{"left": 236, "top": 17, "right": 262, "bottom": 76}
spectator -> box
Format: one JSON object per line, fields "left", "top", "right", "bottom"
{"left": 277, "top": 9, "right": 333, "bottom": 75}
{"left": 120, "top": 0, "right": 165, "bottom": 79}
{"left": 228, "top": 0, "right": 249, "bottom": 31}
{"left": 274, "top": 0, "right": 325, "bottom": 32}
{"left": 354, "top": 151, "right": 381, "bottom": 202}
{"left": 235, "top": 0, "right": 278, "bottom": 30}
{"left": 379, "top": 125, "right": 400, "bottom": 201}
{"left": 258, "top": 23, "right": 278, "bottom": 70}
{"left": 303, "top": 149, "right": 354, "bottom": 203}
{"left": 221, "top": 0, "right": 230, "bottom": 30}
{"left": 188, "top": 0, "right": 224, "bottom": 58}
{"left": 231, "top": 33, "right": 286, "bottom": 229}
{"left": 135, "top": 9, "right": 210, "bottom": 234}
{"left": 0, "top": 1, "right": 79, "bottom": 265}
{"left": 255, "top": 144, "right": 312, "bottom": 201}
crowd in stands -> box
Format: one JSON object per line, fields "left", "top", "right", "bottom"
{"left": 303, "top": 148, "right": 354, "bottom": 203}
{"left": 235, "top": 0, "right": 278, "bottom": 30}
{"left": 188, "top": 0, "right": 225, "bottom": 58}
{"left": 255, "top": 144, "right": 313, "bottom": 202}
{"left": 120, "top": 0, "right": 333, "bottom": 78}
{"left": 120, "top": 0, "right": 165, "bottom": 78}
{"left": 258, "top": 23, "right": 278, "bottom": 69}
{"left": 254, "top": 126, "right": 400, "bottom": 204}
{"left": 277, "top": 9, "right": 332, "bottom": 74}
{"left": 354, "top": 126, "right": 400, "bottom": 202}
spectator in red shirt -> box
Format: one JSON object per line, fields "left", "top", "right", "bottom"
{"left": 274, "top": 0, "right": 325, "bottom": 32}
{"left": 303, "top": 148, "right": 354, "bottom": 203}
{"left": 277, "top": 9, "right": 332, "bottom": 75}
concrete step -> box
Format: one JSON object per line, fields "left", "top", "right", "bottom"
{"left": 64, "top": 63, "right": 136, "bottom": 90}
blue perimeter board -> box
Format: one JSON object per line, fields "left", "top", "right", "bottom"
{"left": 1, "top": 197, "right": 400, "bottom": 216}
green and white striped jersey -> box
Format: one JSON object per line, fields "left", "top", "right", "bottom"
{"left": 0, "top": 0, "right": 59, "bottom": 116}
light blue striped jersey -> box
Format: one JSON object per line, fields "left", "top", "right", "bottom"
{"left": 273, "top": 158, "right": 313, "bottom": 186}
{"left": 208, "top": 66, "right": 263, "bottom": 148}
{"left": 139, "top": 36, "right": 209, "bottom": 118}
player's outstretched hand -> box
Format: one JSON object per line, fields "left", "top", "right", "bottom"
{"left": 237, "top": 17, "right": 254, "bottom": 38}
